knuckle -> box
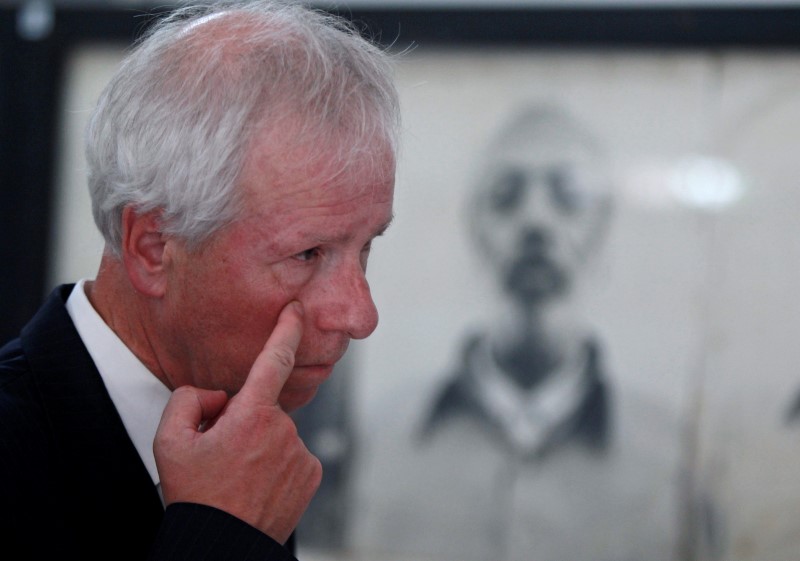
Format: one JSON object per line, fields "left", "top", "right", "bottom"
{"left": 269, "top": 343, "right": 296, "bottom": 371}
{"left": 153, "top": 424, "right": 178, "bottom": 451}
{"left": 171, "top": 385, "right": 195, "bottom": 399}
{"left": 309, "top": 456, "right": 323, "bottom": 488}
{"left": 170, "top": 386, "right": 201, "bottom": 409}
{"left": 271, "top": 409, "right": 297, "bottom": 433}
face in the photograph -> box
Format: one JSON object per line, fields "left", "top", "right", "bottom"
{"left": 470, "top": 108, "right": 611, "bottom": 306}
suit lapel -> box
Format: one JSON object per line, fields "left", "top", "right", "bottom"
{"left": 21, "top": 285, "right": 164, "bottom": 555}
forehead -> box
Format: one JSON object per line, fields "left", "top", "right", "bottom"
{"left": 479, "top": 126, "right": 608, "bottom": 198}
{"left": 487, "top": 110, "right": 598, "bottom": 164}
{"left": 238, "top": 122, "right": 395, "bottom": 220}
{"left": 491, "top": 133, "right": 597, "bottom": 169}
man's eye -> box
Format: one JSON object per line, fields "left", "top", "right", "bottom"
{"left": 488, "top": 169, "right": 526, "bottom": 213}
{"left": 294, "top": 248, "right": 319, "bottom": 262}
{"left": 547, "top": 166, "right": 594, "bottom": 215}
{"left": 358, "top": 242, "right": 374, "bottom": 271}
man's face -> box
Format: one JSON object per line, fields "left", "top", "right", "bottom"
{"left": 472, "top": 130, "right": 608, "bottom": 305}
{"left": 158, "top": 128, "right": 395, "bottom": 412}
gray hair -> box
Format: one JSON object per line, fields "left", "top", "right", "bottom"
{"left": 86, "top": 0, "right": 401, "bottom": 256}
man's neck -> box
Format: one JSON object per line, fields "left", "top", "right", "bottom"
{"left": 88, "top": 256, "right": 174, "bottom": 390}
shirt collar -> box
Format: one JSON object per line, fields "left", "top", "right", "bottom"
{"left": 65, "top": 279, "right": 171, "bottom": 489}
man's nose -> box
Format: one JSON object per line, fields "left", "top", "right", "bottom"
{"left": 517, "top": 227, "right": 551, "bottom": 255}
{"left": 318, "top": 262, "right": 379, "bottom": 340}
{"left": 520, "top": 182, "right": 559, "bottom": 227}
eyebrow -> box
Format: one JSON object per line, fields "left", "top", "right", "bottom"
{"left": 374, "top": 215, "right": 395, "bottom": 238}
{"left": 309, "top": 214, "right": 395, "bottom": 246}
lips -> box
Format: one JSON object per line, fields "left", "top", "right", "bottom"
{"left": 504, "top": 254, "right": 567, "bottom": 300}
{"left": 277, "top": 363, "right": 335, "bottom": 412}
{"left": 288, "top": 340, "right": 348, "bottom": 389}
{"left": 285, "top": 363, "right": 335, "bottom": 389}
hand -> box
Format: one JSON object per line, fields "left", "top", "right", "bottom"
{"left": 153, "top": 301, "right": 322, "bottom": 544}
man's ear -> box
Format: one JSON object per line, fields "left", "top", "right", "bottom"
{"left": 121, "top": 206, "right": 168, "bottom": 297}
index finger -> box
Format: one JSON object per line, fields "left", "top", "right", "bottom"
{"left": 239, "top": 300, "right": 304, "bottom": 405}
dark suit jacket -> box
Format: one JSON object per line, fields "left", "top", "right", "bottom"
{"left": 0, "top": 284, "right": 297, "bottom": 560}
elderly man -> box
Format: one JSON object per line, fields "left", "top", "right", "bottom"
{"left": 351, "top": 105, "right": 680, "bottom": 561}
{"left": 421, "top": 105, "right": 614, "bottom": 457}
{"left": 0, "top": 1, "right": 400, "bottom": 560}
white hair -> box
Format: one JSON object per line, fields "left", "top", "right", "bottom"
{"left": 85, "top": 0, "right": 401, "bottom": 256}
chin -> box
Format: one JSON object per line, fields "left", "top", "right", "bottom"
{"left": 279, "top": 387, "right": 320, "bottom": 413}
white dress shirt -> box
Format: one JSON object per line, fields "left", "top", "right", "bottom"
{"left": 65, "top": 278, "right": 171, "bottom": 505}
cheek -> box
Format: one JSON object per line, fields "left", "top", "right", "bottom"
{"left": 479, "top": 220, "right": 516, "bottom": 261}
{"left": 221, "top": 281, "right": 288, "bottom": 338}
{"left": 561, "top": 220, "right": 597, "bottom": 257}
{"left": 189, "top": 265, "right": 289, "bottom": 352}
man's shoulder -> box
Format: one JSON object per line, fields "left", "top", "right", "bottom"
{"left": 18, "top": 284, "right": 75, "bottom": 343}
{"left": 0, "top": 322, "right": 39, "bottom": 403}
{"left": 0, "top": 334, "right": 52, "bottom": 478}
{"left": 0, "top": 284, "right": 78, "bottom": 425}
{"left": 0, "top": 336, "right": 29, "bottom": 380}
